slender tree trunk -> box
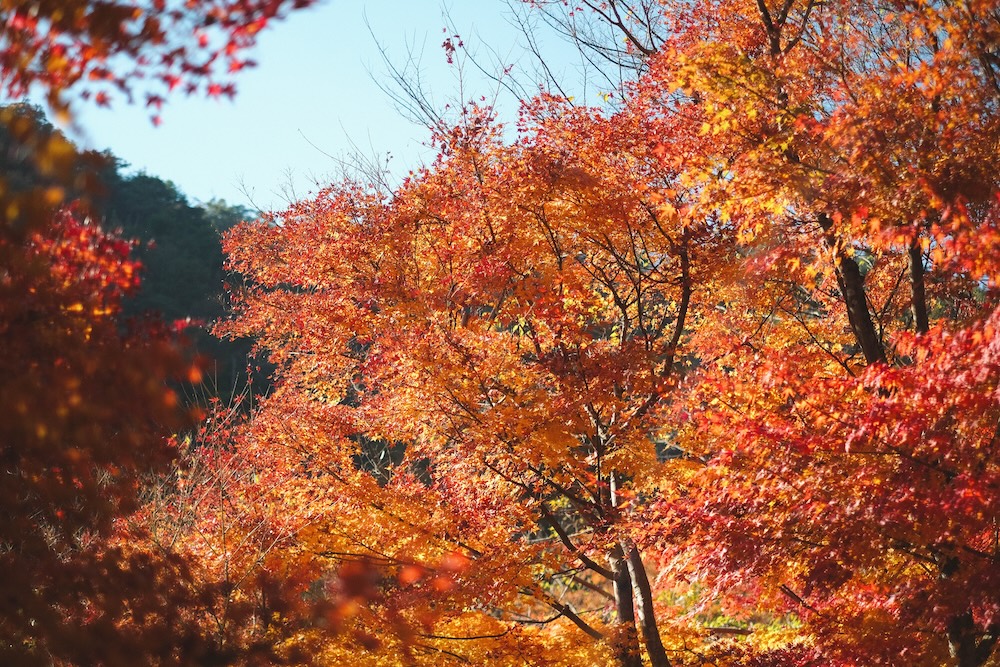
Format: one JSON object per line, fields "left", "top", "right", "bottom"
{"left": 607, "top": 470, "right": 643, "bottom": 667}
{"left": 818, "top": 213, "right": 886, "bottom": 364}
{"left": 625, "top": 543, "right": 670, "bottom": 667}
{"left": 609, "top": 543, "right": 643, "bottom": 667}
{"left": 908, "top": 241, "right": 929, "bottom": 334}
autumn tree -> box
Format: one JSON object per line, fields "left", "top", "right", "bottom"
{"left": 613, "top": 1, "right": 1000, "bottom": 665}
{"left": 220, "top": 95, "right": 733, "bottom": 664}
{"left": 0, "top": 198, "right": 195, "bottom": 664}
{"left": 130, "top": 395, "right": 330, "bottom": 665}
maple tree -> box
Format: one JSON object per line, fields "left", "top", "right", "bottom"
{"left": 0, "top": 200, "right": 195, "bottom": 664}
{"left": 7, "top": 0, "right": 987, "bottom": 663}
{"left": 130, "top": 397, "right": 326, "bottom": 665}
{"left": 630, "top": 1, "right": 1000, "bottom": 665}
{"left": 219, "top": 99, "right": 718, "bottom": 665}
{"left": 0, "top": 2, "right": 312, "bottom": 663}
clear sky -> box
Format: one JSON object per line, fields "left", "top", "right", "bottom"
{"left": 59, "top": 1, "right": 588, "bottom": 213}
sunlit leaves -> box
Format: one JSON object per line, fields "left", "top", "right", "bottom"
{"left": 218, "top": 88, "right": 719, "bottom": 661}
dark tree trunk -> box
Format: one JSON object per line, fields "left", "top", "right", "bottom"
{"left": 908, "top": 241, "right": 929, "bottom": 334}
{"left": 818, "top": 213, "right": 886, "bottom": 364}
{"left": 948, "top": 612, "right": 998, "bottom": 667}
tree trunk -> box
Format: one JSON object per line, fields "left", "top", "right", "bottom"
{"left": 609, "top": 543, "right": 643, "bottom": 667}
{"left": 625, "top": 543, "right": 670, "bottom": 667}
{"left": 948, "top": 612, "right": 998, "bottom": 667}
{"left": 908, "top": 241, "right": 929, "bottom": 334}
{"left": 818, "top": 213, "right": 886, "bottom": 364}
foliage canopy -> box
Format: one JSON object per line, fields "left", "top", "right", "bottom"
{"left": 214, "top": 1, "right": 1000, "bottom": 665}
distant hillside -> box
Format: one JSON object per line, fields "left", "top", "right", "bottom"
{"left": 1, "top": 103, "right": 263, "bottom": 404}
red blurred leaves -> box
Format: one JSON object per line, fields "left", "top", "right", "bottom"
{"left": 0, "top": 204, "right": 192, "bottom": 664}
{"left": 0, "top": 0, "right": 316, "bottom": 119}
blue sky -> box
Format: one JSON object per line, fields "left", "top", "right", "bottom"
{"left": 61, "top": 1, "right": 587, "bottom": 212}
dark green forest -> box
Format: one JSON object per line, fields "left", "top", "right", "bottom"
{"left": 1, "top": 102, "right": 256, "bottom": 403}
